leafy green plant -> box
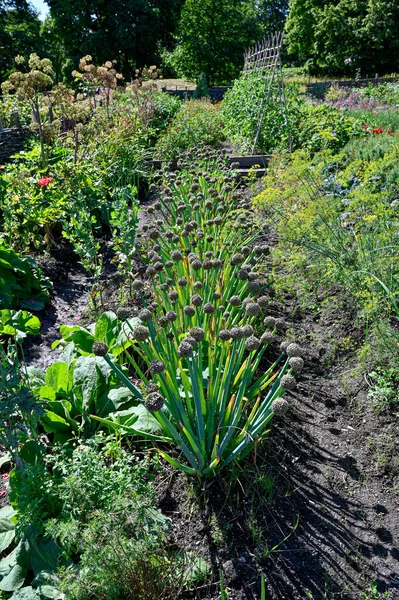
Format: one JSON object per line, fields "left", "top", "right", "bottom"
{"left": 155, "top": 100, "right": 225, "bottom": 161}
{"left": 0, "top": 310, "right": 41, "bottom": 343}
{"left": 0, "top": 243, "right": 50, "bottom": 310}
{"left": 93, "top": 150, "right": 301, "bottom": 477}
{"left": 367, "top": 368, "right": 399, "bottom": 411}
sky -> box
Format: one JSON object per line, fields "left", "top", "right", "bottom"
{"left": 30, "top": 0, "right": 49, "bottom": 20}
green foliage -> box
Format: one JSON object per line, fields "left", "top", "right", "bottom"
{"left": 222, "top": 71, "right": 301, "bottom": 153}
{"left": 0, "top": 243, "right": 50, "bottom": 310}
{"left": 285, "top": 0, "right": 399, "bottom": 75}
{"left": 0, "top": 310, "right": 41, "bottom": 343}
{"left": 167, "top": 0, "right": 259, "bottom": 84}
{"left": 367, "top": 368, "right": 399, "bottom": 412}
{"left": 0, "top": 342, "right": 43, "bottom": 457}
{"left": 95, "top": 151, "right": 298, "bottom": 476}
{"left": 155, "top": 100, "right": 225, "bottom": 160}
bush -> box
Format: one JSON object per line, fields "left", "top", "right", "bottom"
{"left": 155, "top": 100, "right": 225, "bottom": 160}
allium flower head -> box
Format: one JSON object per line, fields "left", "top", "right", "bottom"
{"left": 257, "top": 296, "right": 269, "bottom": 307}
{"left": 184, "top": 336, "right": 197, "bottom": 347}
{"left": 219, "top": 329, "right": 232, "bottom": 341}
{"left": 245, "top": 302, "right": 261, "bottom": 317}
{"left": 191, "top": 294, "right": 203, "bottom": 307}
{"left": 189, "top": 327, "right": 205, "bottom": 341}
{"left": 245, "top": 336, "right": 260, "bottom": 351}
{"left": 145, "top": 392, "right": 165, "bottom": 412}
{"left": 241, "top": 324, "right": 254, "bottom": 337}
{"left": 169, "top": 291, "right": 178, "bottom": 302}
{"left": 171, "top": 250, "right": 183, "bottom": 261}
{"left": 139, "top": 309, "right": 152, "bottom": 322}
{"left": 192, "top": 260, "right": 202, "bottom": 270}
{"left": 230, "top": 327, "right": 242, "bottom": 340}
{"left": 213, "top": 292, "right": 221, "bottom": 300}
{"left": 184, "top": 305, "right": 195, "bottom": 317}
{"left": 194, "top": 281, "right": 203, "bottom": 290}
{"left": 203, "top": 302, "right": 215, "bottom": 314}
{"left": 275, "top": 318, "right": 287, "bottom": 331}
{"left": 271, "top": 398, "right": 289, "bottom": 416}
{"left": 178, "top": 277, "right": 187, "bottom": 286}
{"left": 116, "top": 307, "right": 129, "bottom": 320}
{"left": 166, "top": 310, "right": 177, "bottom": 322}
{"left": 231, "top": 253, "right": 245, "bottom": 265}
{"left": 229, "top": 295, "right": 241, "bottom": 307}
{"left": 264, "top": 316, "right": 276, "bottom": 328}
{"left": 92, "top": 342, "right": 108, "bottom": 356}
{"left": 134, "top": 326, "right": 149, "bottom": 341}
{"left": 248, "top": 280, "right": 262, "bottom": 293}
{"left": 177, "top": 341, "right": 193, "bottom": 358}
{"left": 261, "top": 331, "right": 275, "bottom": 344}
{"left": 132, "top": 279, "right": 144, "bottom": 291}
{"left": 286, "top": 343, "right": 303, "bottom": 358}
{"left": 289, "top": 357, "right": 304, "bottom": 372}
{"left": 281, "top": 374, "right": 297, "bottom": 390}
{"left": 149, "top": 359, "right": 166, "bottom": 374}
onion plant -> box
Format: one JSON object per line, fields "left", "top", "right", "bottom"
{"left": 94, "top": 148, "right": 303, "bottom": 476}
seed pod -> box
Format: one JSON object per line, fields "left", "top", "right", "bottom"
{"left": 275, "top": 318, "right": 287, "bottom": 331}
{"left": 203, "top": 302, "right": 215, "bottom": 314}
{"left": 184, "top": 306, "right": 195, "bottom": 317}
{"left": 241, "top": 324, "right": 254, "bottom": 337}
{"left": 245, "top": 302, "right": 261, "bottom": 317}
{"left": 230, "top": 327, "right": 242, "bottom": 340}
{"left": 205, "top": 251, "right": 213, "bottom": 259}
{"left": 271, "top": 398, "right": 289, "bottom": 416}
{"left": 194, "top": 281, "right": 203, "bottom": 290}
{"left": 203, "top": 260, "right": 213, "bottom": 270}
{"left": 165, "top": 261, "right": 173, "bottom": 268}
{"left": 166, "top": 310, "right": 177, "bottom": 322}
{"left": 92, "top": 342, "right": 108, "bottom": 356}
{"left": 171, "top": 250, "right": 183, "bottom": 261}
{"left": 218, "top": 329, "right": 231, "bottom": 342}
{"left": 169, "top": 291, "right": 178, "bottom": 302}
{"left": 237, "top": 270, "right": 249, "bottom": 280}
{"left": 192, "top": 260, "right": 202, "bottom": 270}
{"left": 149, "top": 359, "right": 166, "bottom": 374}
{"left": 134, "top": 326, "right": 149, "bottom": 341}
{"left": 286, "top": 343, "right": 303, "bottom": 358}
{"left": 116, "top": 307, "right": 129, "bottom": 320}
{"left": 289, "top": 357, "right": 304, "bottom": 373}
{"left": 139, "top": 309, "right": 152, "bottom": 322}
{"left": 191, "top": 294, "right": 203, "bottom": 307}
{"left": 158, "top": 316, "right": 168, "bottom": 327}
{"left": 132, "top": 279, "right": 144, "bottom": 291}
{"left": 177, "top": 341, "right": 193, "bottom": 358}
{"left": 184, "top": 336, "right": 197, "bottom": 347}
{"left": 248, "top": 280, "right": 262, "bottom": 294}
{"left": 257, "top": 296, "right": 269, "bottom": 307}
{"left": 245, "top": 335, "right": 260, "bottom": 351}
{"left": 166, "top": 278, "right": 174, "bottom": 285}
{"left": 264, "top": 316, "right": 276, "bottom": 328}
{"left": 241, "top": 246, "right": 250, "bottom": 256}
{"left": 260, "top": 331, "right": 275, "bottom": 344}
{"left": 229, "top": 295, "right": 241, "bottom": 307}
{"left": 189, "top": 327, "right": 205, "bottom": 342}
{"left": 178, "top": 277, "right": 187, "bottom": 286}
{"left": 231, "top": 253, "right": 245, "bottom": 265}
{"left": 280, "top": 340, "right": 290, "bottom": 353}
{"left": 213, "top": 292, "right": 221, "bottom": 300}
{"left": 145, "top": 392, "right": 165, "bottom": 412}
{"left": 146, "top": 266, "right": 156, "bottom": 277}
{"left": 281, "top": 374, "right": 297, "bottom": 390}
{"left": 223, "top": 311, "right": 231, "bottom": 319}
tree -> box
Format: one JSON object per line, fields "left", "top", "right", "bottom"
{"left": 168, "top": 0, "right": 259, "bottom": 85}
{"left": 0, "top": 0, "right": 42, "bottom": 82}
{"left": 45, "top": 0, "right": 184, "bottom": 80}
{"left": 285, "top": 0, "right": 399, "bottom": 74}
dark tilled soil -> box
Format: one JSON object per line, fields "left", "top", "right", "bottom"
{"left": 159, "top": 298, "right": 399, "bottom": 600}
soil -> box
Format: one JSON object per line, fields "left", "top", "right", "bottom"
{"left": 19, "top": 194, "right": 399, "bottom": 600}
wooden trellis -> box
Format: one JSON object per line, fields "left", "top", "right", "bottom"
{"left": 243, "top": 32, "right": 291, "bottom": 154}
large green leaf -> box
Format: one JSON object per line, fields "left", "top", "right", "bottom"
{"left": 73, "top": 356, "right": 111, "bottom": 414}
{"left": 113, "top": 404, "right": 163, "bottom": 434}
{"left": 94, "top": 311, "right": 118, "bottom": 345}
{"left": 0, "top": 543, "right": 27, "bottom": 592}
{"left": 45, "top": 363, "right": 69, "bottom": 397}
{"left": 41, "top": 411, "right": 71, "bottom": 433}
{"left": 0, "top": 515, "right": 15, "bottom": 554}
{"left": 9, "top": 586, "right": 40, "bottom": 599}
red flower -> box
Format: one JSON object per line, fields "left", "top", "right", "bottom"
{"left": 372, "top": 128, "right": 384, "bottom": 135}
{"left": 38, "top": 177, "right": 54, "bottom": 187}
{"left": 387, "top": 129, "right": 394, "bottom": 137}
{"left": 363, "top": 103, "right": 367, "bottom": 108}
{"left": 363, "top": 124, "right": 369, "bottom": 130}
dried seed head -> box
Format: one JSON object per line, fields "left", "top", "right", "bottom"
{"left": 286, "top": 343, "right": 303, "bottom": 358}
{"left": 275, "top": 318, "right": 287, "bottom": 331}
{"left": 205, "top": 251, "right": 213, "bottom": 259}
{"left": 166, "top": 278, "right": 174, "bottom": 285}
{"left": 134, "top": 326, "right": 149, "bottom": 341}
{"left": 241, "top": 324, "right": 254, "bottom": 337}
{"left": 223, "top": 311, "right": 231, "bottom": 319}
{"left": 184, "top": 305, "right": 196, "bottom": 317}
{"left": 271, "top": 398, "right": 289, "bottom": 416}
{"left": 132, "top": 279, "right": 144, "bottom": 291}
{"left": 194, "top": 281, "right": 203, "bottom": 290}
{"left": 165, "top": 261, "right": 173, "bottom": 268}
{"left": 139, "top": 309, "right": 152, "bottom": 322}
{"left": 149, "top": 359, "right": 166, "bottom": 374}
{"left": 116, "top": 307, "right": 129, "bottom": 320}
{"left": 158, "top": 316, "right": 168, "bottom": 327}
{"left": 248, "top": 280, "right": 262, "bottom": 294}
{"left": 237, "top": 270, "right": 249, "bottom": 281}
{"left": 177, "top": 341, "right": 193, "bottom": 358}
{"left": 260, "top": 331, "right": 275, "bottom": 344}
{"left": 166, "top": 310, "right": 177, "bottom": 322}
{"left": 171, "top": 250, "right": 183, "bottom": 261}
{"left": 184, "top": 336, "right": 197, "bottom": 347}
{"left": 289, "top": 357, "right": 304, "bottom": 373}
{"left": 178, "top": 277, "right": 187, "bottom": 286}
{"left": 189, "top": 327, "right": 205, "bottom": 342}
{"left": 230, "top": 327, "right": 242, "bottom": 340}
{"left": 280, "top": 340, "right": 290, "bottom": 353}
{"left": 145, "top": 392, "right": 165, "bottom": 412}
{"left": 257, "top": 296, "right": 269, "bottom": 307}
{"left": 241, "top": 246, "right": 251, "bottom": 256}
{"left": 254, "top": 245, "right": 263, "bottom": 256}
{"left": 203, "top": 260, "right": 213, "bottom": 270}
{"left": 169, "top": 291, "right": 178, "bottom": 302}
{"left": 245, "top": 336, "right": 260, "bottom": 351}
{"left": 92, "top": 342, "right": 108, "bottom": 357}
{"left": 231, "top": 253, "right": 245, "bottom": 265}
{"left": 219, "top": 329, "right": 232, "bottom": 341}
{"left": 191, "top": 294, "right": 203, "bottom": 307}
{"left": 213, "top": 292, "right": 221, "bottom": 300}
{"left": 192, "top": 260, "right": 202, "bottom": 270}
{"left": 281, "top": 374, "right": 297, "bottom": 390}
{"left": 229, "top": 295, "right": 241, "bottom": 307}
{"left": 264, "top": 316, "right": 276, "bottom": 328}
{"left": 159, "top": 283, "right": 168, "bottom": 291}
{"left": 245, "top": 302, "right": 261, "bottom": 317}
{"left": 146, "top": 266, "right": 156, "bottom": 277}
{"left": 248, "top": 272, "right": 258, "bottom": 281}
{"left": 203, "top": 302, "right": 215, "bottom": 314}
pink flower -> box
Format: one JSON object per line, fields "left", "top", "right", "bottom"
{"left": 1, "top": 473, "right": 9, "bottom": 480}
